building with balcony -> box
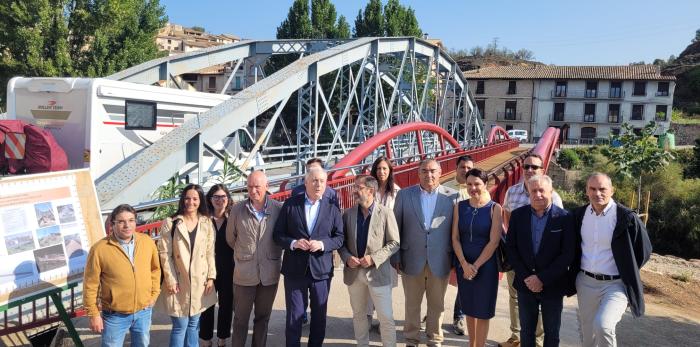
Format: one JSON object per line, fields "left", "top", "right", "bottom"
{"left": 465, "top": 65, "right": 676, "bottom": 143}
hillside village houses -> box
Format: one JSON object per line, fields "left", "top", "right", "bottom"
{"left": 464, "top": 65, "right": 676, "bottom": 143}
{"left": 157, "top": 23, "right": 258, "bottom": 95}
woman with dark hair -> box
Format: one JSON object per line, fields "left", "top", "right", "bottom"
{"left": 199, "top": 184, "right": 234, "bottom": 346}
{"left": 370, "top": 156, "right": 401, "bottom": 209}
{"left": 156, "top": 184, "right": 217, "bottom": 347}
{"left": 451, "top": 168, "right": 502, "bottom": 347}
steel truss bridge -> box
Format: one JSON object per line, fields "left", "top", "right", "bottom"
{"left": 0, "top": 37, "right": 563, "bottom": 340}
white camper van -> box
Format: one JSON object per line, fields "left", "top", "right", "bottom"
{"left": 6, "top": 77, "right": 262, "bottom": 184}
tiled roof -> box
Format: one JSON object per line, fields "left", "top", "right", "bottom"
{"left": 463, "top": 65, "right": 676, "bottom": 81}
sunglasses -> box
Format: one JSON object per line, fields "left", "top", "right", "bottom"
{"left": 523, "top": 164, "right": 542, "bottom": 171}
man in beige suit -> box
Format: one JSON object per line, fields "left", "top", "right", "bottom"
{"left": 227, "top": 171, "right": 283, "bottom": 347}
{"left": 339, "top": 175, "right": 400, "bottom": 347}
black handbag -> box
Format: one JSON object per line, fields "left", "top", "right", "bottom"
{"left": 496, "top": 235, "right": 512, "bottom": 273}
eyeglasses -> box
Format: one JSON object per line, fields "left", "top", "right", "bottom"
{"left": 211, "top": 195, "right": 228, "bottom": 201}
{"left": 352, "top": 185, "right": 370, "bottom": 191}
{"left": 523, "top": 164, "right": 542, "bottom": 171}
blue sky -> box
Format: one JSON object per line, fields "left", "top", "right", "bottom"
{"left": 162, "top": 0, "right": 699, "bottom": 65}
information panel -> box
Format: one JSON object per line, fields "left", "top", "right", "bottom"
{"left": 0, "top": 169, "right": 103, "bottom": 306}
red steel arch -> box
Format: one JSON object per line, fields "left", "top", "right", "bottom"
{"left": 487, "top": 126, "right": 512, "bottom": 144}
{"left": 329, "top": 122, "right": 460, "bottom": 180}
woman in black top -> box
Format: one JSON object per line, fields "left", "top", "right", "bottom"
{"left": 199, "top": 184, "right": 234, "bottom": 346}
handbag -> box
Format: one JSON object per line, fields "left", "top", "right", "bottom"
{"left": 490, "top": 204, "right": 512, "bottom": 273}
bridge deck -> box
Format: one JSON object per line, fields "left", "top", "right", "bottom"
{"left": 441, "top": 147, "right": 527, "bottom": 185}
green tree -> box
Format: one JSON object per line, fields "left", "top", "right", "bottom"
{"left": 602, "top": 121, "right": 674, "bottom": 211}
{"left": 70, "top": 0, "right": 167, "bottom": 77}
{"left": 190, "top": 26, "right": 205, "bottom": 33}
{"left": 354, "top": 0, "right": 421, "bottom": 38}
{"left": 277, "top": 0, "right": 347, "bottom": 40}
{"left": 353, "top": 0, "right": 383, "bottom": 37}
{"left": 0, "top": 0, "right": 73, "bottom": 102}
{"left": 688, "top": 138, "right": 700, "bottom": 178}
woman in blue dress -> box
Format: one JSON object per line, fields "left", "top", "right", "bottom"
{"left": 451, "top": 168, "right": 503, "bottom": 347}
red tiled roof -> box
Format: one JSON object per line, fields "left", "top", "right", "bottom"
{"left": 463, "top": 65, "right": 676, "bottom": 81}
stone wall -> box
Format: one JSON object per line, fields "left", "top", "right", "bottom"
{"left": 670, "top": 123, "right": 700, "bottom": 145}
{"left": 548, "top": 160, "right": 581, "bottom": 191}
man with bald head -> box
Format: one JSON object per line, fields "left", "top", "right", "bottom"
{"left": 568, "top": 173, "right": 651, "bottom": 347}
{"left": 506, "top": 175, "right": 574, "bottom": 347}
{"left": 274, "top": 168, "right": 344, "bottom": 347}
{"left": 227, "top": 170, "right": 283, "bottom": 347}
{"left": 391, "top": 158, "right": 457, "bottom": 346}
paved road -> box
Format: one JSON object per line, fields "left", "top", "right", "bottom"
{"left": 66, "top": 266, "right": 700, "bottom": 347}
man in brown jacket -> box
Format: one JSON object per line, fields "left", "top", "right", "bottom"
{"left": 83, "top": 204, "right": 160, "bottom": 347}
{"left": 227, "top": 170, "right": 283, "bottom": 347}
{"left": 340, "top": 175, "right": 400, "bottom": 346}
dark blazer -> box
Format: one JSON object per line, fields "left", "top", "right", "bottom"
{"left": 506, "top": 204, "right": 575, "bottom": 298}
{"left": 273, "top": 193, "right": 344, "bottom": 280}
{"left": 567, "top": 203, "right": 652, "bottom": 317}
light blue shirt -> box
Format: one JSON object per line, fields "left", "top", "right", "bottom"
{"left": 247, "top": 197, "right": 268, "bottom": 222}
{"left": 117, "top": 236, "right": 135, "bottom": 264}
{"left": 304, "top": 193, "right": 322, "bottom": 234}
{"left": 530, "top": 204, "right": 552, "bottom": 255}
{"left": 420, "top": 186, "right": 439, "bottom": 229}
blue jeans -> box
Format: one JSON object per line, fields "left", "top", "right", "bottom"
{"left": 517, "top": 290, "right": 563, "bottom": 347}
{"left": 170, "top": 314, "right": 201, "bottom": 347}
{"left": 101, "top": 307, "right": 152, "bottom": 347}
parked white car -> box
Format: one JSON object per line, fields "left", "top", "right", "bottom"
{"left": 507, "top": 129, "right": 528, "bottom": 143}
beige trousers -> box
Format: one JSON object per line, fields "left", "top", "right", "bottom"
{"left": 401, "top": 264, "right": 449, "bottom": 346}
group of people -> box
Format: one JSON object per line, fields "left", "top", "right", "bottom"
{"left": 83, "top": 152, "right": 652, "bottom": 347}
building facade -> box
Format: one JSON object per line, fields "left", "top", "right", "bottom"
{"left": 465, "top": 65, "right": 676, "bottom": 143}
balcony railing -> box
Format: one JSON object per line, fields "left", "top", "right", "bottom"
{"left": 550, "top": 89, "right": 626, "bottom": 99}
{"left": 548, "top": 113, "right": 625, "bottom": 124}
{"left": 655, "top": 91, "right": 670, "bottom": 97}
{"left": 496, "top": 112, "right": 523, "bottom": 121}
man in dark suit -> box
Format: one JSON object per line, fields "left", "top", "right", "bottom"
{"left": 506, "top": 175, "right": 575, "bottom": 347}
{"left": 273, "top": 167, "right": 344, "bottom": 347}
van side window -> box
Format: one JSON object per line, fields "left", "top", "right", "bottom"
{"left": 125, "top": 100, "right": 157, "bottom": 130}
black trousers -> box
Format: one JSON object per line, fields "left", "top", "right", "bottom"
{"left": 200, "top": 272, "right": 234, "bottom": 340}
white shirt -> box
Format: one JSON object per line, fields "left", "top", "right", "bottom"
{"left": 420, "top": 186, "right": 439, "bottom": 229}
{"left": 304, "top": 193, "right": 321, "bottom": 233}
{"left": 290, "top": 194, "right": 325, "bottom": 251}
{"left": 580, "top": 199, "right": 619, "bottom": 275}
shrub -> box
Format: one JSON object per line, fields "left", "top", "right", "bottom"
{"left": 558, "top": 149, "right": 581, "bottom": 169}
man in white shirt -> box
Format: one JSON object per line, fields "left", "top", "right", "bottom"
{"left": 568, "top": 173, "right": 651, "bottom": 347}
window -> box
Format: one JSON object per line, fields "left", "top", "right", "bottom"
{"left": 476, "top": 80, "right": 485, "bottom": 94}
{"left": 553, "top": 103, "right": 565, "bottom": 121}
{"left": 655, "top": 105, "right": 668, "bottom": 121}
{"left": 555, "top": 81, "right": 567, "bottom": 97}
{"left": 507, "top": 80, "right": 517, "bottom": 94}
{"left": 124, "top": 100, "right": 157, "bottom": 130}
{"left": 476, "top": 99, "right": 485, "bottom": 119}
{"left": 633, "top": 81, "right": 646, "bottom": 96}
{"left": 208, "top": 76, "right": 217, "bottom": 90}
{"left": 505, "top": 125, "right": 514, "bottom": 131}
{"left": 581, "top": 127, "right": 597, "bottom": 139}
{"left": 234, "top": 76, "right": 241, "bottom": 89}
{"left": 608, "top": 104, "right": 621, "bottom": 123}
{"left": 505, "top": 101, "right": 517, "bottom": 120}
{"left": 611, "top": 128, "right": 621, "bottom": 136}
{"left": 584, "top": 104, "right": 596, "bottom": 122}
{"left": 585, "top": 81, "right": 598, "bottom": 98}
{"left": 631, "top": 104, "right": 644, "bottom": 120}
{"left": 609, "top": 81, "right": 622, "bottom": 98}
{"left": 657, "top": 82, "right": 669, "bottom": 96}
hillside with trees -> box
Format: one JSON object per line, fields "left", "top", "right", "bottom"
{"left": 658, "top": 29, "right": 700, "bottom": 115}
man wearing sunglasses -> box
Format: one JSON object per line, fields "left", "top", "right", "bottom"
{"left": 499, "top": 153, "right": 563, "bottom": 347}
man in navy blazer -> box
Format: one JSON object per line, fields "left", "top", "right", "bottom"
{"left": 273, "top": 168, "right": 344, "bottom": 347}
{"left": 506, "top": 175, "right": 574, "bottom": 347}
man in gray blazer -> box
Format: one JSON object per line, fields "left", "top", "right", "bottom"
{"left": 391, "top": 158, "right": 457, "bottom": 347}
{"left": 340, "top": 175, "right": 400, "bottom": 346}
